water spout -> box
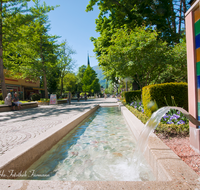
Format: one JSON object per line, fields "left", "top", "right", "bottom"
{"left": 135, "top": 106, "right": 200, "bottom": 156}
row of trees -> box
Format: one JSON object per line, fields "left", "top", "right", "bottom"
{"left": 49, "top": 64, "right": 101, "bottom": 98}
{"left": 76, "top": 65, "right": 101, "bottom": 95}
{"left": 0, "top": 0, "right": 101, "bottom": 99}
{"left": 86, "top": 0, "right": 189, "bottom": 92}
{"left": 1, "top": 0, "right": 63, "bottom": 99}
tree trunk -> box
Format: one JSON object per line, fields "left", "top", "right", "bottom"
{"left": 0, "top": 1, "right": 7, "bottom": 99}
{"left": 43, "top": 71, "right": 48, "bottom": 99}
{"left": 170, "top": 1, "right": 176, "bottom": 34}
{"left": 39, "top": 34, "right": 48, "bottom": 99}
{"left": 60, "top": 77, "right": 63, "bottom": 96}
{"left": 182, "top": 0, "right": 186, "bottom": 28}
{"left": 178, "top": 0, "right": 182, "bottom": 34}
{"left": 125, "top": 78, "right": 128, "bottom": 91}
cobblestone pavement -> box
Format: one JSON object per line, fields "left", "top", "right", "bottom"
{"left": 0, "top": 98, "right": 117, "bottom": 157}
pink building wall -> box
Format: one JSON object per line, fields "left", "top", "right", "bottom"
{"left": 185, "top": 0, "right": 200, "bottom": 153}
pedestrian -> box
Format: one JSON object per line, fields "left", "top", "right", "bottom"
{"left": 4, "top": 93, "right": 15, "bottom": 111}
{"left": 68, "top": 91, "right": 71, "bottom": 104}
{"left": 84, "top": 93, "right": 87, "bottom": 101}
{"left": 13, "top": 92, "right": 22, "bottom": 110}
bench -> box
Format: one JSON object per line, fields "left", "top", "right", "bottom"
{"left": 0, "top": 102, "right": 38, "bottom": 112}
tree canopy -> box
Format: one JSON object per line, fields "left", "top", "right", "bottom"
{"left": 0, "top": 0, "right": 31, "bottom": 99}
{"left": 82, "top": 65, "right": 100, "bottom": 93}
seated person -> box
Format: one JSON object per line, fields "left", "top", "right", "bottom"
{"left": 4, "top": 93, "right": 15, "bottom": 111}
{"left": 13, "top": 92, "right": 22, "bottom": 110}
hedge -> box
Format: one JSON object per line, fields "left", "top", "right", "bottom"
{"left": 124, "top": 90, "right": 141, "bottom": 103}
{"left": 142, "top": 82, "right": 188, "bottom": 117}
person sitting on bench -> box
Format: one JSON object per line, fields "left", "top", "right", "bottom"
{"left": 13, "top": 92, "right": 22, "bottom": 110}
{"left": 4, "top": 93, "right": 15, "bottom": 111}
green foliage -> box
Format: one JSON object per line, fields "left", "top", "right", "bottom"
{"left": 40, "top": 98, "right": 50, "bottom": 102}
{"left": 31, "top": 93, "right": 40, "bottom": 101}
{"left": 0, "top": 0, "right": 32, "bottom": 99}
{"left": 0, "top": 93, "right": 3, "bottom": 100}
{"left": 82, "top": 66, "right": 100, "bottom": 93}
{"left": 104, "top": 89, "right": 109, "bottom": 94}
{"left": 124, "top": 90, "right": 141, "bottom": 103}
{"left": 58, "top": 40, "right": 76, "bottom": 96}
{"left": 80, "top": 92, "right": 89, "bottom": 96}
{"left": 155, "top": 123, "right": 189, "bottom": 136}
{"left": 142, "top": 82, "right": 188, "bottom": 117}
{"left": 76, "top": 65, "right": 87, "bottom": 92}
{"left": 125, "top": 105, "right": 149, "bottom": 124}
{"left": 125, "top": 104, "right": 189, "bottom": 137}
{"left": 62, "top": 73, "right": 77, "bottom": 93}
{"left": 92, "top": 65, "right": 107, "bottom": 88}
{"left": 47, "top": 65, "right": 60, "bottom": 94}
{"left": 97, "top": 27, "right": 170, "bottom": 89}
{"left": 0, "top": 100, "right": 4, "bottom": 104}
{"left": 121, "top": 91, "right": 125, "bottom": 98}
{"left": 155, "top": 39, "right": 187, "bottom": 83}
{"left": 86, "top": 0, "right": 182, "bottom": 45}
{"left": 6, "top": 0, "right": 60, "bottom": 99}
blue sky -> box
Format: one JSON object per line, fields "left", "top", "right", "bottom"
{"left": 28, "top": 0, "right": 100, "bottom": 72}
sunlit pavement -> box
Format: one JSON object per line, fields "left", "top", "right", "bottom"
{"left": 0, "top": 98, "right": 118, "bottom": 157}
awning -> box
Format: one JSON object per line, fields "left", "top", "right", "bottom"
{"left": 33, "top": 88, "right": 45, "bottom": 91}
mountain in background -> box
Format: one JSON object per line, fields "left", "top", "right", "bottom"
{"left": 92, "top": 65, "right": 107, "bottom": 88}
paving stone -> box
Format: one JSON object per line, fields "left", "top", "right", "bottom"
{"left": 0, "top": 98, "right": 118, "bottom": 157}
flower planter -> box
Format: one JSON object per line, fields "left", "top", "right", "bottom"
{"left": 37, "top": 101, "right": 49, "bottom": 105}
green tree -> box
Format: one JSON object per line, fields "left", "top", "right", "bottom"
{"left": 58, "top": 40, "right": 76, "bottom": 96}
{"left": 98, "top": 27, "right": 170, "bottom": 89}
{"left": 29, "top": 0, "right": 59, "bottom": 98}
{"left": 76, "top": 65, "right": 86, "bottom": 92}
{"left": 46, "top": 64, "right": 60, "bottom": 95}
{"left": 156, "top": 38, "right": 187, "bottom": 83}
{"left": 7, "top": 0, "right": 60, "bottom": 98}
{"left": 0, "top": 0, "right": 31, "bottom": 99}
{"left": 82, "top": 65, "right": 100, "bottom": 93}
{"left": 62, "top": 72, "right": 77, "bottom": 94}
{"left": 86, "top": 0, "right": 189, "bottom": 55}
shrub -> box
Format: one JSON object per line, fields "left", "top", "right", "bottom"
{"left": 124, "top": 90, "right": 141, "bottom": 103}
{"left": 125, "top": 104, "right": 189, "bottom": 137}
{"left": 142, "top": 82, "right": 188, "bottom": 117}
{"left": 125, "top": 104, "right": 149, "bottom": 124}
{"left": 40, "top": 98, "right": 50, "bottom": 102}
{"left": 155, "top": 123, "right": 189, "bottom": 136}
{"left": 0, "top": 93, "right": 3, "bottom": 100}
{"left": 0, "top": 100, "right": 4, "bottom": 104}
{"left": 129, "top": 100, "right": 144, "bottom": 113}
{"left": 31, "top": 93, "right": 41, "bottom": 101}
{"left": 121, "top": 91, "right": 125, "bottom": 98}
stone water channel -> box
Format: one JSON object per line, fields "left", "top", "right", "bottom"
{"left": 22, "top": 107, "right": 155, "bottom": 181}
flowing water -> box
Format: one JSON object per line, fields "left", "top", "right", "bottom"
{"left": 130, "top": 105, "right": 200, "bottom": 172}
{"left": 23, "top": 107, "right": 155, "bottom": 181}
{"left": 134, "top": 106, "right": 200, "bottom": 156}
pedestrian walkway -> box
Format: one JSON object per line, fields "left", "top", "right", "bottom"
{"left": 0, "top": 98, "right": 118, "bottom": 157}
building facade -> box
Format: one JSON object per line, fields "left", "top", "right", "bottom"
{"left": 0, "top": 69, "right": 42, "bottom": 100}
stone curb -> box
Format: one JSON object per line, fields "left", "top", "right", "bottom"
{"left": 0, "top": 105, "right": 99, "bottom": 178}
